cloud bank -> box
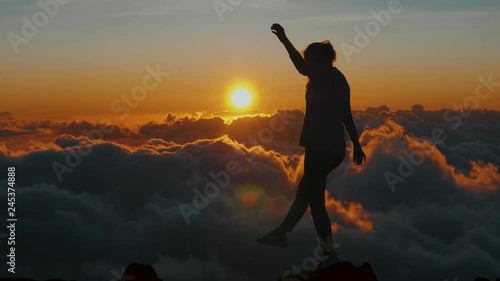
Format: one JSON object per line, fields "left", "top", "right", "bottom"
{"left": 0, "top": 106, "right": 499, "bottom": 281}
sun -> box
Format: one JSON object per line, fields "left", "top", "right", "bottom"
{"left": 231, "top": 88, "right": 253, "bottom": 109}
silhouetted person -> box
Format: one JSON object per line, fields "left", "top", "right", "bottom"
{"left": 257, "top": 24, "right": 366, "bottom": 269}
{"left": 120, "top": 263, "right": 162, "bottom": 281}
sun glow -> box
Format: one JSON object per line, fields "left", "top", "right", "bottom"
{"left": 230, "top": 88, "right": 253, "bottom": 109}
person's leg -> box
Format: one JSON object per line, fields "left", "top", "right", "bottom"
{"left": 306, "top": 148, "right": 345, "bottom": 268}
{"left": 305, "top": 155, "right": 331, "bottom": 248}
{"left": 305, "top": 148, "right": 344, "bottom": 251}
{"left": 257, "top": 147, "right": 344, "bottom": 248}
{"left": 276, "top": 176, "right": 309, "bottom": 233}
{"left": 257, "top": 150, "right": 310, "bottom": 247}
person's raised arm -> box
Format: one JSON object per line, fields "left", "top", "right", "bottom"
{"left": 271, "top": 23, "right": 311, "bottom": 76}
{"left": 343, "top": 92, "right": 366, "bottom": 165}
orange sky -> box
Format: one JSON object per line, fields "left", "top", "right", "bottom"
{"left": 1, "top": 1, "right": 499, "bottom": 116}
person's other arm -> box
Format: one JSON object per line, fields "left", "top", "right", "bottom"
{"left": 343, "top": 93, "right": 360, "bottom": 147}
{"left": 343, "top": 90, "right": 366, "bottom": 165}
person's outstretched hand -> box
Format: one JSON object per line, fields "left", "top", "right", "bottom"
{"left": 353, "top": 145, "right": 366, "bottom": 165}
{"left": 271, "top": 23, "right": 287, "bottom": 42}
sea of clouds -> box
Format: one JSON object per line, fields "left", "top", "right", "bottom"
{"left": 0, "top": 105, "right": 499, "bottom": 281}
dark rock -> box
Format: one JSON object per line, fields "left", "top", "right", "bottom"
{"left": 120, "top": 262, "right": 162, "bottom": 281}
{"left": 311, "top": 262, "right": 378, "bottom": 281}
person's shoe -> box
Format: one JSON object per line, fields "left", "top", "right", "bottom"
{"left": 257, "top": 230, "right": 288, "bottom": 247}
{"left": 315, "top": 250, "right": 340, "bottom": 269}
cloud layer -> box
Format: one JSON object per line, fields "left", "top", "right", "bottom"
{"left": 0, "top": 107, "right": 499, "bottom": 281}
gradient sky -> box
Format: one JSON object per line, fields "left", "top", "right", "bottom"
{"left": 1, "top": 0, "right": 500, "bottom": 116}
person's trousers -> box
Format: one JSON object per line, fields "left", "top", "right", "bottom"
{"left": 278, "top": 146, "right": 345, "bottom": 247}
